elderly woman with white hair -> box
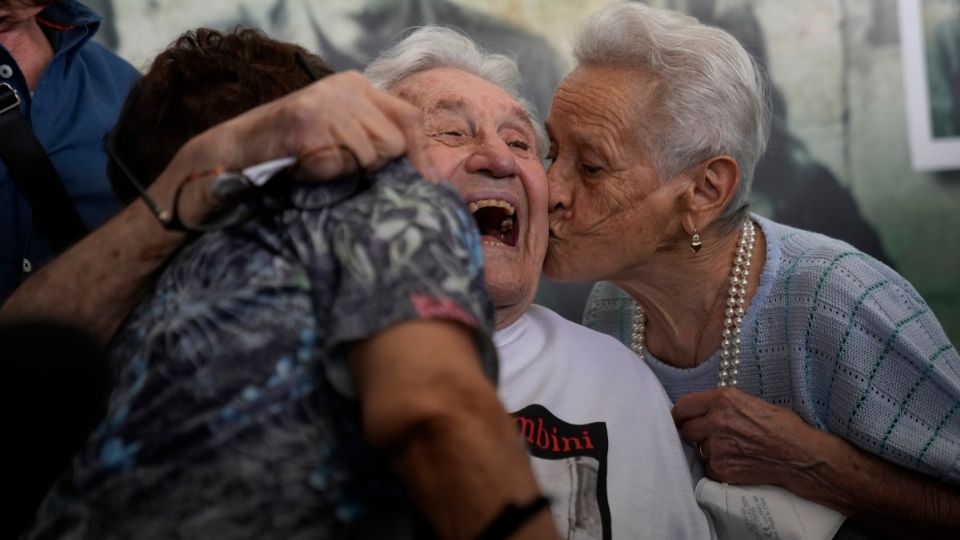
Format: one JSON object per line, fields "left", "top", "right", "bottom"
{"left": 545, "top": 3, "right": 960, "bottom": 538}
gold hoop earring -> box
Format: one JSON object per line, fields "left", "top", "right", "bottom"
{"left": 690, "top": 230, "right": 702, "bottom": 253}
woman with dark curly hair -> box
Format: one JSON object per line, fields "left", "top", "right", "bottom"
{"left": 22, "top": 27, "right": 556, "bottom": 540}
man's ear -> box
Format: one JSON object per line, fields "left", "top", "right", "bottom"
{"left": 680, "top": 155, "right": 739, "bottom": 235}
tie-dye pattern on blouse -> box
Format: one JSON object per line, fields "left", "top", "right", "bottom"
{"left": 28, "top": 159, "right": 495, "bottom": 540}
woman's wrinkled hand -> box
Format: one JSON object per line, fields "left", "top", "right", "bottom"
{"left": 672, "top": 387, "right": 829, "bottom": 489}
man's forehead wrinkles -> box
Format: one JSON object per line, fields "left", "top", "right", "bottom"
{"left": 425, "top": 93, "right": 535, "bottom": 137}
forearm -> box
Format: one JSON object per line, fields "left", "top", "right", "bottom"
{"left": 787, "top": 430, "right": 960, "bottom": 539}
{"left": 0, "top": 123, "right": 259, "bottom": 342}
{"left": 0, "top": 151, "right": 199, "bottom": 343}
{"left": 0, "top": 201, "right": 184, "bottom": 343}
{"left": 354, "top": 321, "right": 556, "bottom": 540}
{"left": 383, "top": 387, "right": 553, "bottom": 539}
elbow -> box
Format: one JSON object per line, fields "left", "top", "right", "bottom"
{"left": 362, "top": 382, "right": 498, "bottom": 457}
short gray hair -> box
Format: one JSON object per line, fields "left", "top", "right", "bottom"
{"left": 364, "top": 26, "right": 548, "bottom": 157}
{"left": 573, "top": 2, "right": 771, "bottom": 222}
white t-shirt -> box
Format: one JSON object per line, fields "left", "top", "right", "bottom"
{"left": 496, "top": 305, "right": 716, "bottom": 540}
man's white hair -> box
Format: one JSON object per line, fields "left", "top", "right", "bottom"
{"left": 574, "top": 2, "right": 771, "bottom": 222}
{"left": 364, "top": 26, "right": 548, "bottom": 157}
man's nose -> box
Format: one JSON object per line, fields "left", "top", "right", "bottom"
{"left": 464, "top": 135, "right": 517, "bottom": 179}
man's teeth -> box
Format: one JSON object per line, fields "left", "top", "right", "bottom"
{"left": 501, "top": 218, "right": 513, "bottom": 232}
{"left": 468, "top": 199, "right": 515, "bottom": 215}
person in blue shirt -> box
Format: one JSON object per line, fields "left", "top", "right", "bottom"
{"left": 0, "top": 0, "right": 139, "bottom": 303}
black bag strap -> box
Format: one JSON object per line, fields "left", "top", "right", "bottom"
{"left": 0, "top": 82, "right": 87, "bottom": 253}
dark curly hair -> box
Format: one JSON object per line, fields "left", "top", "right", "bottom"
{"left": 107, "top": 27, "right": 333, "bottom": 204}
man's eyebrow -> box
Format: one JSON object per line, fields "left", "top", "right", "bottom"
{"left": 499, "top": 103, "right": 539, "bottom": 141}
{"left": 428, "top": 97, "right": 530, "bottom": 129}
{"left": 425, "top": 98, "right": 469, "bottom": 114}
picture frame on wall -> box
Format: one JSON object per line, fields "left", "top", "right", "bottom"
{"left": 898, "top": 0, "right": 960, "bottom": 172}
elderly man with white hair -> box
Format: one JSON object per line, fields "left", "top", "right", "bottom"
{"left": 364, "top": 26, "right": 715, "bottom": 539}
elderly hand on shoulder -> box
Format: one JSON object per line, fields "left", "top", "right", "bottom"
{"left": 147, "top": 70, "right": 438, "bottom": 230}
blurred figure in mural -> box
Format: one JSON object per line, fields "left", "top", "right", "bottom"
{"left": 91, "top": 0, "right": 565, "bottom": 117}
{"left": 670, "top": 0, "right": 894, "bottom": 266}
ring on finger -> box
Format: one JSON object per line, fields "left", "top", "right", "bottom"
{"left": 697, "top": 442, "right": 707, "bottom": 460}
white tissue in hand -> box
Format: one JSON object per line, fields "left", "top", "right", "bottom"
{"left": 695, "top": 478, "right": 845, "bottom": 540}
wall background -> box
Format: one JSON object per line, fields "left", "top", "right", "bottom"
{"left": 88, "top": 0, "right": 960, "bottom": 343}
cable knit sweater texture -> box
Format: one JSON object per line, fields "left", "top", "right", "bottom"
{"left": 584, "top": 214, "right": 960, "bottom": 483}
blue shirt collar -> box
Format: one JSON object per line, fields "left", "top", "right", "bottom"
{"left": 36, "top": 0, "right": 101, "bottom": 55}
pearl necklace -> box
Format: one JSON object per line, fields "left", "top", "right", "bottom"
{"left": 631, "top": 220, "right": 757, "bottom": 387}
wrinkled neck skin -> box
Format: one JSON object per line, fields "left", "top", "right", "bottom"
{"left": 613, "top": 222, "right": 766, "bottom": 369}
{"left": 0, "top": 7, "right": 53, "bottom": 90}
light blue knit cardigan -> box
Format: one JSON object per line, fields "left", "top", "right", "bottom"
{"left": 584, "top": 214, "right": 960, "bottom": 483}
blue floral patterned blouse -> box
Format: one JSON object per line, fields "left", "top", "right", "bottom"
{"left": 27, "top": 159, "right": 495, "bottom": 539}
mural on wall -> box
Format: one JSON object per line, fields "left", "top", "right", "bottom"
{"left": 671, "top": 0, "right": 893, "bottom": 265}
{"left": 86, "top": 0, "right": 960, "bottom": 343}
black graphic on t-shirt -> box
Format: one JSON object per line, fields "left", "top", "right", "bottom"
{"left": 512, "top": 404, "right": 610, "bottom": 540}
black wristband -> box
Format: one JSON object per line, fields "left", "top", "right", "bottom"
{"left": 474, "top": 495, "right": 550, "bottom": 540}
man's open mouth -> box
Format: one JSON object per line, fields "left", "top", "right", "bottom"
{"left": 469, "top": 199, "right": 519, "bottom": 247}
